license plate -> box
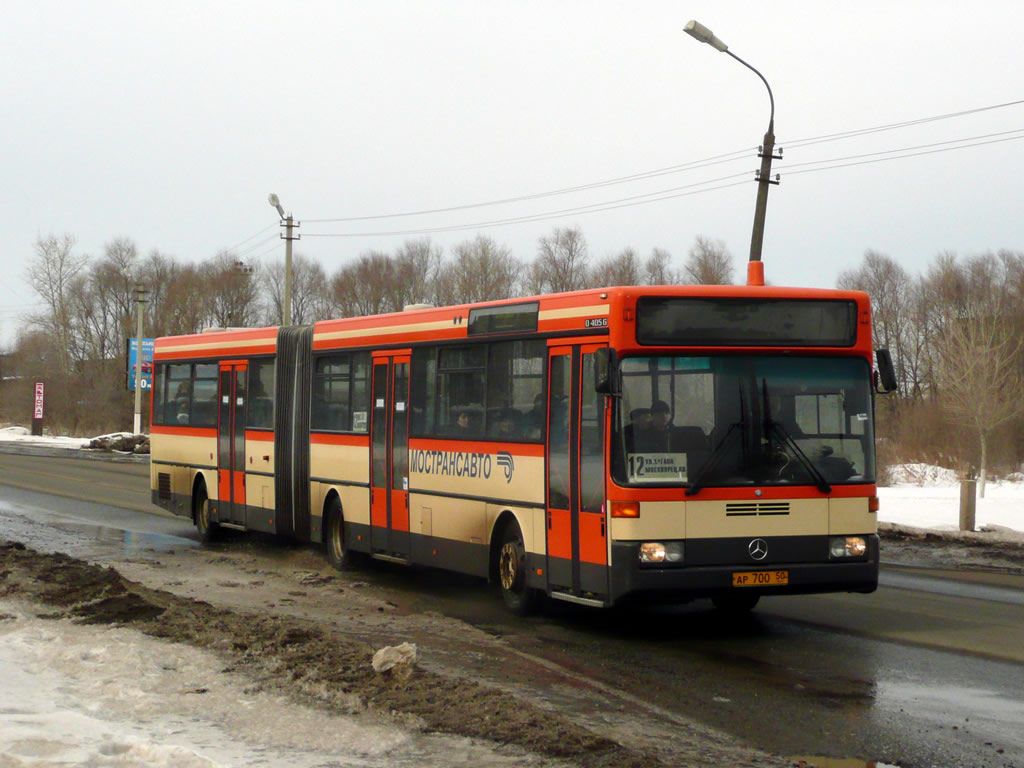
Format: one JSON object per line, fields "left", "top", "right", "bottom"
{"left": 732, "top": 570, "right": 789, "bottom": 587}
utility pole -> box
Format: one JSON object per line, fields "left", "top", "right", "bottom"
{"left": 282, "top": 214, "right": 298, "bottom": 326}
{"left": 684, "top": 20, "right": 781, "bottom": 285}
{"left": 268, "top": 194, "right": 300, "bottom": 326}
{"left": 132, "top": 284, "right": 149, "bottom": 435}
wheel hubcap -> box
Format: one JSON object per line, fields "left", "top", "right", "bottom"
{"left": 499, "top": 541, "right": 520, "bottom": 591}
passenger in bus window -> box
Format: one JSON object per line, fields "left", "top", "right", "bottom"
{"left": 523, "top": 393, "right": 546, "bottom": 440}
{"left": 491, "top": 407, "right": 520, "bottom": 439}
{"left": 624, "top": 407, "right": 651, "bottom": 451}
{"left": 450, "top": 408, "right": 475, "bottom": 437}
{"left": 630, "top": 403, "right": 671, "bottom": 450}
{"left": 174, "top": 381, "right": 191, "bottom": 424}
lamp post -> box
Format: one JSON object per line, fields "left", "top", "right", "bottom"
{"left": 268, "top": 193, "right": 299, "bottom": 325}
{"left": 684, "top": 20, "right": 779, "bottom": 285}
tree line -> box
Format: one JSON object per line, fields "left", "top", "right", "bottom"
{"left": 2, "top": 229, "right": 732, "bottom": 435}
{"left": 5, "top": 227, "right": 1022, "bottom": 491}
{"left": 839, "top": 249, "right": 1024, "bottom": 494}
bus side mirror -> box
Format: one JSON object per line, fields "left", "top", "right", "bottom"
{"left": 594, "top": 348, "right": 618, "bottom": 395}
{"left": 875, "top": 349, "right": 897, "bottom": 394}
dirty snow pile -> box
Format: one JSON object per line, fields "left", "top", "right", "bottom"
{"left": 0, "top": 427, "right": 148, "bottom": 454}
{"left": 0, "top": 426, "right": 91, "bottom": 449}
{"left": 878, "top": 463, "right": 1024, "bottom": 534}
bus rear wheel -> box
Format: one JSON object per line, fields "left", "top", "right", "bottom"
{"left": 194, "top": 484, "right": 219, "bottom": 543}
{"left": 323, "top": 498, "right": 355, "bottom": 571}
{"left": 498, "top": 524, "right": 540, "bottom": 616}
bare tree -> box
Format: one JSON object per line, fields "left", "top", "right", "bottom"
{"left": 838, "top": 250, "right": 926, "bottom": 398}
{"left": 25, "top": 234, "right": 87, "bottom": 377}
{"left": 203, "top": 250, "right": 262, "bottom": 329}
{"left": 392, "top": 238, "right": 444, "bottom": 308}
{"left": 330, "top": 251, "right": 395, "bottom": 317}
{"left": 138, "top": 249, "right": 181, "bottom": 337}
{"left": 683, "top": 235, "right": 734, "bottom": 285}
{"left": 437, "top": 235, "right": 522, "bottom": 304}
{"left": 264, "top": 252, "right": 332, "bottom": 325}
{"left": 927, "top": 252, "right": 1024, "bottom": 495}
{"left": 589, "top": 247, "right": 642, "bottom": 287}
{"left": 644, "top": 247, "right": 676, "bottom": 285}
{"left": 530, "top": 226, "right": 589, "bottom": 294}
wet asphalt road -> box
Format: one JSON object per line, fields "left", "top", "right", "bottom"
{"left": 1, "top": 449, "right": 1022, "bottom": 768}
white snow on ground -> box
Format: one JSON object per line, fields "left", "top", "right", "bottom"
{"left": 878, "top": 465, "right": 1024, "bottom": 533}
{"left": 0, "top": 601, "right": 555, "bottom": 768}
{"left": 0, "top": 426, "right": 91, "bottom": 449}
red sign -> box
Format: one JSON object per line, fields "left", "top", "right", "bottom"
{"left": 33, "top": 382, "right": 45, "bottom": 420}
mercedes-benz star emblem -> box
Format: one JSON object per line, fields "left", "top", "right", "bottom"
{"left": 748, "top": 538, "right": 768, "bottom": 561}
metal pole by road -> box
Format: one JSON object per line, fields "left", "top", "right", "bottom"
{"left": 132, "top": 285, "right": 148, "bottom": 435}
{"left": 268, "top": 194, "right": 300, "bottom": 327}
{"left": 684, "top": 20, "right": 780, "bottom": 272}
{"left": 283, "top": 214, "right": 294, "bottom": 326}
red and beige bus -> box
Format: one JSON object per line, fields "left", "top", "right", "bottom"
{"left": 150, "top": 279, "right": 894, "bottom": 613}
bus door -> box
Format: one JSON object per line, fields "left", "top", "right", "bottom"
{"left": 370, "top": 352, "right": 411, "bottom": 558}
{"left": 217, "top": 361, "right": 247, "bottom": 526}
{"left": 546, "top": 343, "right": 608, "bottom": 601}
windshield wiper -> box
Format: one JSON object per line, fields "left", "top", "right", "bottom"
{"left": 767, "top": 420, "right": 831, "bottom": 493}
{"left": 685, "top": 421, "right": 742, "bottom": 496}
{"left": 761, "top": 378, "right": 831, "bottom": 493}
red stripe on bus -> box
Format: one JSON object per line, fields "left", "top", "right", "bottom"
{"left": 607, "top": 484, "right": 877, "bottom": 502}
{"left": 410, "top": 438, "right": 545, "bottom": 457}
{"left": 150, "top": 425, "right": 217, "bottom": 438}
{"left": 154, "top": 343, "right": 275, "bottom": 361}
{"left": 310, "top": 433, "right": 369, "bottom": 446}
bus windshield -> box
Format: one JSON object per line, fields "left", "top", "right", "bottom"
{"left": 612, "top": 355, "right": 875, "bottom": 489}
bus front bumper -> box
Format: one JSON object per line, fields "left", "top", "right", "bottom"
{"left": 608, "top": 534, "right": 879, "bottom": 605}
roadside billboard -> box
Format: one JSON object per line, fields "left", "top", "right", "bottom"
{"left": 126, "top": 338, "right": 155, "bottom": 391}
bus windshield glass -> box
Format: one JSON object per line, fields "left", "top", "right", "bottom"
{"left": 612, "top": 355, "right": 875, "bottom": 488}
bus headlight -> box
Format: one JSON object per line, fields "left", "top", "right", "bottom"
{"left": 639, "top": 541, "right": 684, "bottom": 564}
{"left": 829, "top": 536, "right": 867, "bottom": 559}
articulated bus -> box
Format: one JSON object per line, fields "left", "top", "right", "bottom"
{"left": 150, "top": 278, "right": 894, "bottom": 613}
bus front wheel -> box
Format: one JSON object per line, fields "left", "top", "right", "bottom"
{"left": 498, "top": 524, "right": 540, "bottom": 616}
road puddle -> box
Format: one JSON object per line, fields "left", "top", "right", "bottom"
{"left": 0, "top": 505, "right": 196, "bottom": 559}
{"left": 794, "top": 759, "right": 900, "bottom": 767}
{"left": 878, "top": 680, "right": 1024, "bottom": 750}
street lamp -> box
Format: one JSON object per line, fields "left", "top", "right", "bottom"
{"left": 268, "top": 193, "right": 298, "bottom": 325}
{"left": 684, "top": 20, "right": 779, "bottom": 285}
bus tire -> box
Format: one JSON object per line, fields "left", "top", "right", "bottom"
{"left": 323, "top": 497, "right": 355, "bottom": 571}
{"left": 497, "top": 523, "right": 540, "bottom": 616}
{"left": 712, "top": 593, "right": 760, "bottom": 613}
{"left": 194, "top": 482, "right": 219, "bottom": 544}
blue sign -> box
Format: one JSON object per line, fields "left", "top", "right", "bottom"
{"left": 127, "top": 338, "right": 155, "bottom": 391}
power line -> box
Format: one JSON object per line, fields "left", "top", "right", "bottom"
{"left": 304, "top": 178, "right": 751, "bottom": 237}
{"left": 224, "top": 223, "right": 277, "bottom": 253}
{"left": 785, "top": 133, "right": 1024, "bottom": 177}
{"left": 302, "top": 98, "right": 1024, "bottom": 225}
{"left": 234, "top": 234, "right": 279, "bottom": 258}
{"left": 304, "top": 131, "right": 1023, "bottom": 239}
{"left": 779, "top": 128, "right": 1024, "bottom": 171}
{"left": 304, "top": 148, "right": 754, "bottom": 224}
{"left": 783, "top": 99, "right": 1024, "bottom": 149}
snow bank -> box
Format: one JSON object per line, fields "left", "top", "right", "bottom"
{"left": 879, "top": 463, "right": 1024, "bottom": 533}
{"left": 886, "top": 463, "right": 960, "bottom": 486}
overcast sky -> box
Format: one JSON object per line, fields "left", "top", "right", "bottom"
{"left": 3, "top": 1, "right": 1022, "bottom": 342}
